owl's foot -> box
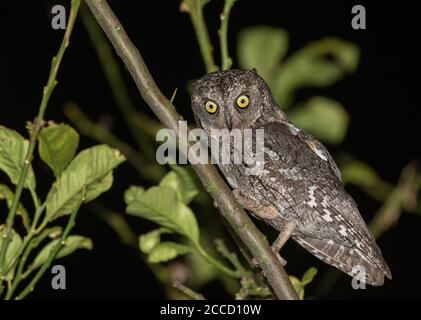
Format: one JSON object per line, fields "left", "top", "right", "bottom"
{"left": 233, "top": 189, "right": 295, "bottom": 267}
{"left": 271, "top": 220, "right": 296, "bottom": 266}
{"left": 232, "top": 189, "right": 279, "bottom": 220}
{"left": 250, "top": 221, "right": 295, "bottom": 268}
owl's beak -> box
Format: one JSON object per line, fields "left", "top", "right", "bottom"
{"left": 224, "top": 108, "right": 233, "bottom": 129}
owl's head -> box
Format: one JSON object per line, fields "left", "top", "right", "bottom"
{"left": 191, "top": 69, "right": 282, "bottom": 133}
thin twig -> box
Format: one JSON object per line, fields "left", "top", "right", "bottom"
{"left": 215, "top": 239, "right": 271, "bottom": 299}
{"left": 80, "top": 2, "right": 161, "bottom": 144}
{"left": 181, "top": 0, "right": 218, "bottom": 73}
{"left": 218, "top": 0, "right": 236, "bottom": 70}
{"left": 173, "top": 280, "right": 205, "bottom": 300}
{"left": 13, "top": 196, "right": 84, "bottom": 300}
{"left": 0, "top": 0, "right": 81, "bottom": 294}
{"left": 84, "top": 0, "right": 298, "bottom": 299}
{"left": 369, "top": 163, "right": 421, "bottom": 237}
{"left": 192, "top": 241, "right": 238, "bottom": 278}
{"left": 89, "top": 202, "right": 138, "bottom": 248}
{"left": 215, "top": 238, "right": 247, "bottom": 274}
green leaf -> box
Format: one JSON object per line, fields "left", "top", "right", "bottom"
{"left": 138, "top": 228, "right": 172, "bottom": 254}
{"left": 38, "top": 122, "right": 79, "bottom": 177}
{"left": 273, "top": 37, "right": 359, "bottom": 106}
{"left": 126, "top": 186, "right": 199, "bottom": 243}
{"left": 0, "top": 225, "right": 22, "bottom": 280}
{"left": 147, "top": 241, "right": 192, "bottom": 263}
{"left": 238, "top": 26, "right": 289, "bottom": 80}
{"left": 0, "top": 184, "right": 30, "bottom": 230}
{"left": 289, "top": 267, "right": 318, "bottom": 300}
{"left": 289, "top": 275, "right": 304, "bottom": 300}
{"left": 160, "top": 168, "right": 199, "bottom": 205}
{"left": 46, "top": 145, "right": 125, "bottom": 221}
{"left": 30, "top": 235, "right": 93, "bottom": 271}
{"left": 0, "top": 126, "right": 36, "bottom": 190}
{"left": 301, "top": 267, "right": 318, "bottom": 285}
{"left": 170, "top": 165, "right": 199, "bottom": 204}
{"left": 124, "top": 185, "right": 145, "bottom": 205}
{"left": 288, "top": 96, "right": 349, "bottom": 144}
{"left": 160, "top": 172, "right": 183, "bottom": 202}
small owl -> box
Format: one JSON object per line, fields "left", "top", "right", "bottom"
{"left": 191, "top": 69, "right": 391, "bottom": 286}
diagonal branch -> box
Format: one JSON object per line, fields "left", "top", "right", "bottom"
{"left": 84, "top": 0, "right": 298, "bottom": 300}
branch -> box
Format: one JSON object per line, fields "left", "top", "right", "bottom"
{"left": 84, "top": 0, "right": 298, "bottom": 300}
{"left": 0, "top": 0, "right": 81, "bottom": 293}
{"left": 218, "top": 0, "right": 236, "bottom": 70}
{"left": 173, "top": 280, "right": 205, "bottom": 300}
{"left": 13, "top": 196, "right": 84, "bottom": 300}
{"left": 180, "top": 0, "right": 218, "bottom": 73}
{"left": 80, "top": 2, "right": 161, "bottom": 145}
{"left": 369, "top": 162, "right": 421, "bottom": 238}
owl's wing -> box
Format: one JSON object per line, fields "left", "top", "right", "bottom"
{"left": 261, "top": 121, "right": 391, "bottom": 285}
{"left": 298, "top": 128, "right": 342, "bottom": 181}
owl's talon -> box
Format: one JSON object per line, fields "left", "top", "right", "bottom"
{"left": 272, "top": 220, "right": 296, "bottom": 252}
{"left": 270, "top": 221, "right": 295, "bottom": 267}
{"left": 232, "top": 189, "right": 279, "bottom": 220}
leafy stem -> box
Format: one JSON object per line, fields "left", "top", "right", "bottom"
{"left": 12, "top": 196, "right": 84, "bottom": 300}
{"left": 191, "top": 240, "right": 239, "bottom": 278}
{"left": 215, "top": 238, "right": 271, "bottom": 299}
{"left": 0, "top": 0, "right": 81, "bottom": 294}
{"left": 2, "top": 200, "right": 48, "bottom": 295}
{"left": 29, "top": 187, "right": 41, "bottom": 209}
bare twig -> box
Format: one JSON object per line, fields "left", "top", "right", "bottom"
{"left": 84, "top": 0, "right": 298, "bottom": 299}
{"left": 180, "top": 0, "right": 218, "bottom": 73}
{"left": 218, "top": 0, "right": 236, "bottom": 70}
{"left": 369, "top": 162, "right": 421, "bottom": 238}
{"left": 80, "top": 2, "right": 161, "bottom": 144}
{"left": 89, "top": 202, "right": 138, "bottom": 248}
{"left": 173, "top": 280, "right": 205, "bottom": 300}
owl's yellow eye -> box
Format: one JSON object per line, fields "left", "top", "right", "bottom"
{"left": 205, "top": 100, "right": 218, "bottom": 114}
{"left": 236, "top": 95, "right": 250, "bottom": 109}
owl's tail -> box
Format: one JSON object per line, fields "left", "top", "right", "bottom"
{"left": 293, "top": 236, "right": 392, "bottom": 286}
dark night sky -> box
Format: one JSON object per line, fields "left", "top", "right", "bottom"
{"left": 0, "top": 0, "right": 420, "bottom": 299}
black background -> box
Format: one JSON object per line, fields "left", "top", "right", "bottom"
{"left": 0, "top": 0, "right": 420, "bottom": 299}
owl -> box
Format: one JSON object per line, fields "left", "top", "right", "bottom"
{"left": 191, "top": 69, "right": 391, "bottom": 286}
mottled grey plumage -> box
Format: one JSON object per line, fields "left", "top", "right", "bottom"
{"left": 191, "top": 69, "right": 391, "bottom": 286}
